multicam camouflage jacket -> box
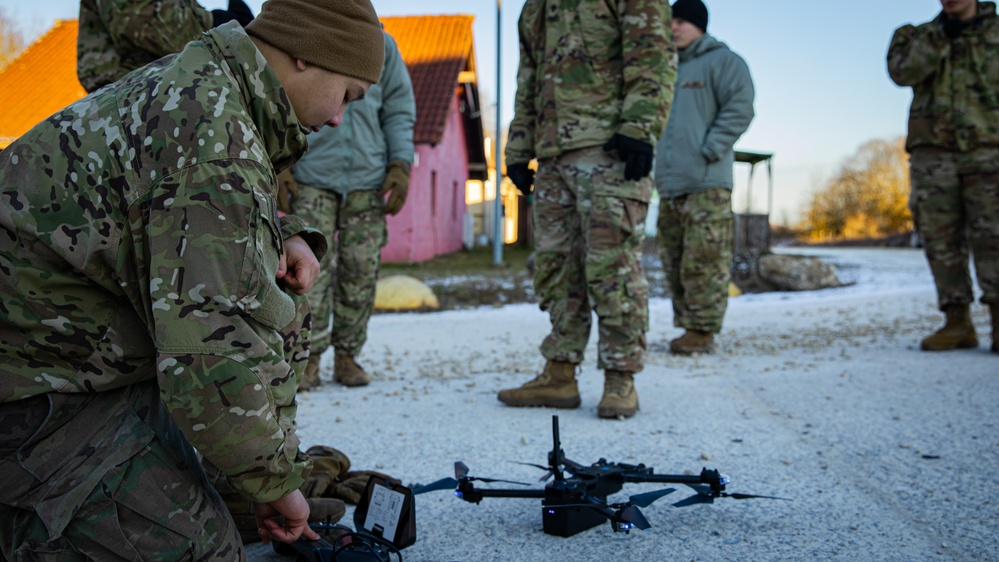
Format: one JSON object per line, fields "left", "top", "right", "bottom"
{"left": 888, "top": 1, "right": 999, "bottom": 153}
{"left": 0, "top": 22, "right": 323, "bottom": 503}
{"left": 78, "top": 0, "right": 214, "bottom": 92}
{"left": 505, "top": 0, "right": 677, "bottom": 165}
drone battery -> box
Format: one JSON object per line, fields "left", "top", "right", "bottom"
{"left": 542, "top": 502, "right": 607, "bottom": 537}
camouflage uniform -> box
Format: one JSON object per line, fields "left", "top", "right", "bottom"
{"left": 77, "top": 0, "right": 214, "bottom": 92}
{"left": 653, "top": 34, "right": 755, "bottom": 334}
{"left": 291, "top": 32, "right": 415, "bottom": 358}
{"left": 657, "top": 189, "right": 734, "bottom": 333}
{"left": 0, "top": 23, "right": 323, "bottom": 559}
{"left": 293, "top": 189, "right": 388, "bottom": 357}
{"left": 887, "top": 2, "right": 999, "bottom": 310}
{"left": 506, "top": 0, "right": 676, "bottom": 373}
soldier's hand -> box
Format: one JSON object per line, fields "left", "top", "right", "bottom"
{"left": 276, "top": 168, "right": 299, "bottom": 214}
{"left": 253, "top": 490, "right": 320, "bottom": 545}
{"left": 376, "top": 160, "right": 411, "bottom": 216}
{"left": 506, "top": 162, "right": 535, "bottom": 195}
{"left": 278, "top": 235, "right": 320, "bottom": 294}
{"left": 603, "top": 133, "right": 654, "bottom": 181}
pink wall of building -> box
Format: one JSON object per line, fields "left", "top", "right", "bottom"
{"left": 382, "top": 94, "right": 470, "bottom": 263}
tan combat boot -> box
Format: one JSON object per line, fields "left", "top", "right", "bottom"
{"left": 299, "top": 356, "right": 322, "bottom": 392}
{"left": 497, "top": 360, "right": 581, "bottom": 408}
{"left": 670, "top": 329, "right": 715, "bottom": 355}
{"left": 334, "top": 355, "right": 372, "bottom": 387}
{"left": 991, "top": 303, "right": 998, "bottom": 353}
{"left": 597, "top": 370, "right": 638, "bottom": 419}
{"left": 920, "top": 304, "right": 978, "bottom": 351}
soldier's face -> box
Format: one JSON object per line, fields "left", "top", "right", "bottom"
{"left": 288, "top": 64, "right": 370, "bottom": 132}
{"left": 941, "top": 0, "right": 977, "bottom": 19}
{"left": 671, "top": 18, "right": 704, "bottom": 50}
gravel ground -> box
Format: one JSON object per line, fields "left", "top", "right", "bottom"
{"left": 247, "top": 247, "right": 998, "bottom": 562}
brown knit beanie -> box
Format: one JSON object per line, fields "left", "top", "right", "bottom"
{"left": 245, "top": 0, "right": 385, "bottom": 84}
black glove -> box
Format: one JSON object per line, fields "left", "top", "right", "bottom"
{"left": 506, "top": 162, "right": 535, "bottom": 195}
{"left": 227, "top": 0, "right": 255, "bottom": 27}
{"left": 212, "top": 0, "right": 254, "bottom": 28}
{"left": 941, "top": 17, "right": 971, "bottom": 39}
{"left": 603, "top": 133, "right": 654, "bottom": 181}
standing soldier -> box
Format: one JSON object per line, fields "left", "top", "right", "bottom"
{"left": 888, "top": 0, "right": 999, "bottom": 353}
{"left": 279, "top": 30, "right": 416, "bottom": 390}
{"left": 655, "top": 0, "right": 756, "bottom": 355}
{"left": 0, "top": 0, "right": 385, "bottom": 558}
{"left": 77, "top": 0, "right": 255, "bottom": 92}
{"left": 497, "top": 0, "right": 676, "bottom": 419}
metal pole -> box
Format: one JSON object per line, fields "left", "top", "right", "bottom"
{"left": 492, "top": 0, "right": 504, "bottom": 265}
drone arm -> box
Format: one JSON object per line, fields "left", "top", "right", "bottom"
{"left": 456, "top": 480, "right": 546, "bottom": 504}
{"left": 622, "top": 473, "right": 706, "bottom": 485}
{"left": 474, "top": 488, "right": 547, "bottom": 499}
{"left": 622, "top": 468, "right": 729, "bottom": 492}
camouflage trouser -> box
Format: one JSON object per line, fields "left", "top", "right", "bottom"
{"left": 295, "top": 186, "right": 387, "bottom": 357}
{"left": 909, "top": 148, "right": 999, "bottom": 309}
{"left": 0, "top": 380, "right": 243, "bottom": 561}
{"left": 656, "top": 188, "right": 734, "bottom": 333}
{"left": 533, "top": 146, "right": 651, "bottom": 373}
{"left": 0, "top": 295, "right": 311, "bottom": 561}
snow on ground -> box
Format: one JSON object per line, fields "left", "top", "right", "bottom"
{"left": 248, "top": 247, "right": 998, "bottom": 562}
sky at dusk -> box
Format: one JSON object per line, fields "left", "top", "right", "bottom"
{"left": 1, "top": 0, "right": 945, "bottom": 224}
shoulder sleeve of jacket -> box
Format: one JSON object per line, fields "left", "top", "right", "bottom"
{"left": 616, "top": 0, "right": 677, "bottom": 146}
{"left": 379, "top": 33, "right": 417, "bottom": 166}
{"left": 102, "top": 0, "right": 214, "bottom": 58}
{"left": 280, "top": 213, "right": 328, "bottom": 262}
{"left": 702, "top": 50, "right": 755, "bottom": 162}
{"left": 887, "top": 21, "right": 948, "bottom": 87}
{"left": 148, "top": 159, "right": 309, "bottom": 503}
{"left": 506, "top": 1, "right": 541, "bottom": 165}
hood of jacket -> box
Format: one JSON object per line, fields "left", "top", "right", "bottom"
{"left": 679, "top": 33, "right": 728, "bottom": 64}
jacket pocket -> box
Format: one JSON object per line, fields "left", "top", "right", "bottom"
{"left": 238, "top": 188, "right": 295, "bottom": 331}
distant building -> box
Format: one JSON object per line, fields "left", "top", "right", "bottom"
{"left": 0, "top": 20, "right": 86, "bottom": 150}
{"left": 0, "top": 16, "right": 490, "bottom": 263}
{"left": 380, "top": 15, "right": 488, "bottom": 263}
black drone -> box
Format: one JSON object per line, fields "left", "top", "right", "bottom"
{"left": 414, "top": 415, "right": 788, "bottom": 537}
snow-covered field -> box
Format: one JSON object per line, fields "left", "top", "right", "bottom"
{"left": 249, "top": 247, "right": 998, "bottom": 562}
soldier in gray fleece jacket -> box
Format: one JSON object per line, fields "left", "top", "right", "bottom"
{"left": 654, "top": 0, "right": 755, "bottom": 355}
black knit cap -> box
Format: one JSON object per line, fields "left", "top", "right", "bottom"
{"left": 671, "top": 0, "right": 709, "bottom": 33}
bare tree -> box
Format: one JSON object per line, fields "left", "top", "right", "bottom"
{"left": 0, "top": 6, "right": 27, "bottom": 71}
{"left": 803, "top": 137, "right": 911, "bottom": 240}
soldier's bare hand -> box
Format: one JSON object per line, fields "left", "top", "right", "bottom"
{"left": 278, "top": 235, "right": 320, "bottom": 294}
{"left": 252, "top": 489, "right": 320, "bottom": 544}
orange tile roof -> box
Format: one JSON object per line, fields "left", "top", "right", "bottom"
{"left": 0, "top": 16, "right": 478, "bottom": 149}
{"left": 0, "top": 20, "right": 86, "bottom": 149}
{"left": 382, "top": 15, "right": 476, "bottom": 146}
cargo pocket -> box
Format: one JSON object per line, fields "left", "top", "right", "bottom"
{"left": 238, "top": 188, "right": 295, "bottom": 331}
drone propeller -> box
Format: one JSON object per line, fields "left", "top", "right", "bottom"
{"left": 627, "top": 487, "right": 676, "bottom": 508}
{"left": 618, "top": 505, "right": 651, "bottom": 531}
{"left": 413, "top": 461, "right": 532, "bottom": 494}
{"left": 412, "top": 477, "right": 459, "bottom": 495}
{"left": 512, "top": 461, "right": 556, "bottom": 482}
{"left": 672, "top": 484, "right": 790, "bottom": 508}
